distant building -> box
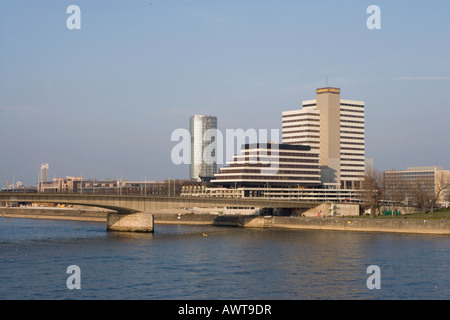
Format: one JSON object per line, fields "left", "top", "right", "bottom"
{"left": 384, "top": 166, "right": 450, "bottom": 205}
{"left": 37, "top": 177, "right": 186, "bottom": 196}
{"left": 38, "top": 163, "right": 49, "bottom": 192}
{"left": 282, "top": 87, "right": 365, "bottom": 189}
{"left": 40, "top": 176, "right": 83, "bottom": 193}
{"left": 190, "top": 115, "right": 218, "bottom": 181}
{"left": 40, "top": 163, "right": 49, "bottom": 183}
{"left": 365, "top": 158, "right": 374, "bottom": 173}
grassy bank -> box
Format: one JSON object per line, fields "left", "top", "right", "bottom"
{"left": 359, "top": 208, "right": 450, "bottom": 220}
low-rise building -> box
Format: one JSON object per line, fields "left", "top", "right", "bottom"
{"left": 384, "top": 166, "right": 450, "bottom": 206}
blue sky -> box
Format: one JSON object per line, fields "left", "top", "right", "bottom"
{"left": 1, "top": 0, "right": 449, "bottom": 185}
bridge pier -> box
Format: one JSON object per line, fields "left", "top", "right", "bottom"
{"left": 106, "top": 212, "right": 154, "bottom": 233}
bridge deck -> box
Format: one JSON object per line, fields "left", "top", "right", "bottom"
{"left": 0, "top": 193, "right": 319, "bottom": 214}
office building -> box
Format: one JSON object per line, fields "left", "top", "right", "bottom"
{"left": 38, "top": 163, "right": 49, "bottom": 192}
{"left": 190, "top": 115, "right": 218, "bottom": 181}
{"left": 184, "top": 142, "right": 360, "bottom": 201}
{"left": 384, "top": 166, "right": 450, "bottom": 205}
{"left": 40, "top": 163, "right": 49, "bottom": 183}
{"left": 212, "top": 142, "right": 321, "bottom": 189}
{"left": 282, "top": 87, "right": 365, "bottom": 189}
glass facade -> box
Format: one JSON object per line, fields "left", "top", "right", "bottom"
{"left": 189, "top": 115, "right": 218, "bottom": 180}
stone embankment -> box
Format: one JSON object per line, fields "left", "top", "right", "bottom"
{"left": 154, "top": 213, "right": 450, "bottom": 235}
{"left": 2, "top": 208, "right": 449, "bottom": 235}
{"left": 0, "top": 207, "right": 109, "bottom": 222}
{"left": 247, "top": 216, "right": 450, "bottom": 235}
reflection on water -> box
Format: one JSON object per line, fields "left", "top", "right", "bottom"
{"left": 0, "top": 217, "right": 449, "bottom": 299}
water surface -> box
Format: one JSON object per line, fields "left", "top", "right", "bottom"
{"left": 1, "top": 217, "right": 449, "bottom": 299}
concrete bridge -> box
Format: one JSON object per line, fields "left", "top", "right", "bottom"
{"left": 0, "top": 193, "right": 320, "bottom": 233}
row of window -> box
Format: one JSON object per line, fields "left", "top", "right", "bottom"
{"left": 282, "top": 135, "right": 320, "bottom": 140}
{"left": 341, "top": 152, "right": 365, "bottom": 156}
{"left": 340, "top": 103, "right": 364, "bottom": 108}
{"left": 233, "top": 156, "right": 320, "bottom": 163}
{"left": 341, "top": 159, "right": 365, "bottom": 163}
{"left": 341, "top": 125, "right": 365, "bottom": 130}
{"left": 340, "top": 163, "right": 366, "bottom": 167}
{"left": 283, "top": 121, "right": 364, "bottom": 128}
{"left": 282, "top": 118, "right": 320, "bottom": 124}
{"left": 218, "top": 169, "right": 320, "bottom": 175}
{"left": 282, "top": 112, "right": 319, "bottom": 118}
{"left": 282, "top": 124, "right": 320, "bottom": 129}
{"left": 282, "top": 129, "right": 320, "bottom": 134}
{"left": 340, "top": 108, "right": 364, "bottom": 114}
{"left": 340, "top": 119, "right": 365, "bottom": 125}
{"left": 341, "top": 147, "right": 365, "bottom": 151}
{"left": 341, "top": 130, "right": 364, "bottom": 135}
{"left": 283, "top": 132, "right": 364, "bottom": 138}
{"left": 341, "top": 134, "right": 365, "bottom": 139}
{"left": 340, "top": 169, "right": 366, "bottom": 173}
{"left": 228, "top": 163, "right": 320, "bottom": 169}
{"left": 340, "top": 141, "right": 365, "bottom": 146}
{"left": 341, "top": 175, "right": 365, "bottom": 179}
{"left": 239, "top": 151, "right": 318, "bottom": 157}
{"left": 385, "top": 172, "right": 436, "bottom": 178}
{"left": 340, "top": 114, "right": 365, "bottom": 119}
{"left": 215, "top": 175, "right": 320, "bottom": 181}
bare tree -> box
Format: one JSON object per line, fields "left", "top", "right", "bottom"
{"left": 384, "top": 172, "right": 407, "bottom": 216}
{"left": 430, "top": 171, "right": 450, "bottom": 213}
{"left": 407, "top": 176, "right": 434, "bottom": 214}
{"left": 362, "top": 168, "right": 383, "bottom": 217}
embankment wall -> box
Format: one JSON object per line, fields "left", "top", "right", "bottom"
{"left": 0, "top": 207, "right": 108, "bottom": 222}
{"left": 245, "top": 216, "right": 450, "bottom": 235}
{"left": 2, "top": 208, "right": 449, "bottom": 235}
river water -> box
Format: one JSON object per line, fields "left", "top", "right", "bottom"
{"left": 0, "top": 217, "right": 449, "bottom": 300}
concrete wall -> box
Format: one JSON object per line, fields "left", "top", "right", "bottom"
{"left": 176, "top": 212, "right": 450, "bottom": 235}
{"left": 3, "top": 207, "right": 449, "bottom": 235}
{"left": 153, "top": 213, "right": 219, "bottom": 225}
{"left": 107, "top": 212, "right": 154, "bottom": 233}
{"left": 245, "top": 216, "right": 450, "bottom": 235}
{"left": 0, "top": 207, "right": 108, "bottom": 222}
{"left": 380, "top": 205, "right": 417, "bottom": 215}
{"left": 1, "top": 207, "right": 154, "bottom": 233}
{"left": 292, "top": 203, "right": 360, "bottom": 217}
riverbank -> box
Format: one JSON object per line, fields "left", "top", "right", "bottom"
{"left": 253, "top": 216, "right": 450, "bottom": 235}
{"left": 0, "top": 207, "right": 109, "bottom": 222}
{"left": 1, "top": 207, "right": 449, "bottom": 235}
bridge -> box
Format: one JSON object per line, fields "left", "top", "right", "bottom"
{"left": 0, "top": 193, "right": 320, "bottom": 233}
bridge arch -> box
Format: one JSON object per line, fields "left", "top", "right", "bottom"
{"left": 0, "top": 193, "right": 319, "bottom": 232}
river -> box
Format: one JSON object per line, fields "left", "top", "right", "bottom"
{"left": 0, "top": 217, "right": 449, "bottom": 300}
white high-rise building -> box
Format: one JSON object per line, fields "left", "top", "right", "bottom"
{"left": 282, "top": 87, "right": 365, "bottom": 189}
{"left": 40, "top": 163, "right": 49, "bottom": 183}
{"left": 189, "top": 115, "right": 218, "bottom": 180}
